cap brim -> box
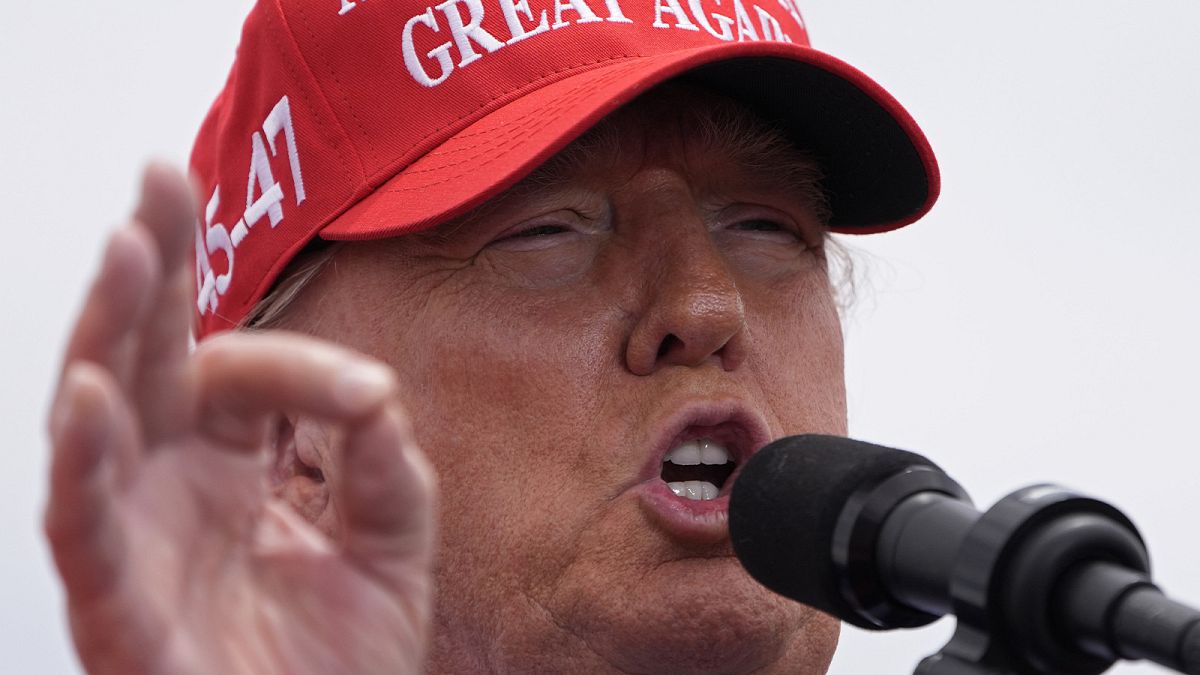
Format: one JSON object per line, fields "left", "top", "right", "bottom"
{"left": 322, "top": 41, "right": 939, "bottom": 241}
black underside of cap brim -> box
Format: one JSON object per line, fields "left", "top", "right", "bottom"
{"left": 681, "top": 57, "right": 931, "bottom": 230}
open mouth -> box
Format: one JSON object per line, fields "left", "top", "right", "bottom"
{"left": 659, "top": 437, "right": 739, "bottom": 501}
{"left": 636, "top": 405, "right": 768, "bottom": 542}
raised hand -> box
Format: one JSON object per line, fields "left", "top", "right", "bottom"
{"left": 45, "top": 164, "right": 436, "bottom": 675}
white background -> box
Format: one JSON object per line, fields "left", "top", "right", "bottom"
{"left": 1, "top": 1, "right": 1196, "bottom": 673}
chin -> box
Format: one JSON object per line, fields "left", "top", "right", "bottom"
{"left": 568, "top": 556, "right": 834, "bottom": 675}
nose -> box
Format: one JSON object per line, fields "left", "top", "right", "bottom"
{"left": 624, "top": 225, "right": 749, "bottom": 376}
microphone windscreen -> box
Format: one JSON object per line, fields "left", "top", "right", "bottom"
{"left": 729, "top": 434, "right": 936, "bottom": 628}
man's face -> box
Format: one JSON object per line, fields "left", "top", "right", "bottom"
{"left": 281, "top": 85, "right": 846, "bottom": 673}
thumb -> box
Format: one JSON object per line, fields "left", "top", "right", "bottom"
{"left": 339, "top": 401, "right": 438, "bottom": 590}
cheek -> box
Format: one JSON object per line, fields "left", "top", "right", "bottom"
{"left": 377, "top": 286, "right": 624, "bottom": 586}
{"left": 746, "top": 270, "right": 847, "bottom": 435}
{"left": 404, "top": 292, "right": 612, "bottom": 447}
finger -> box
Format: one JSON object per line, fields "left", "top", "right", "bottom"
{"left": 192, "top": 332, "right": 397, "bottom": 449}
{"left": 339, "top": 402, "right": 437, "bottom": 591}
{"left": 128, "top": 163, "right": 200, "bottom": 443}
{"left": 133, "top": 161, "right": 195, "bottom": 272}
{"left": 45, "top": 363, "right": 139, "bottom": 606}
{"left": 59, "top": 227, "right": 160, "bottom": 386}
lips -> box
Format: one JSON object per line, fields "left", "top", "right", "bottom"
{"left": 631, "top": 401, "right": 771, "bottom": 544}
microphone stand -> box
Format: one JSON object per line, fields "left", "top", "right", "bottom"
{"left": 909, "top": 486, "right": 1200, "bottom": 675}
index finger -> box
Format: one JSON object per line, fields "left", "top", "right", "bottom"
{"left": 191, "top": 331, "right": 399, "bottom": 450}
{"left": 126, "top": 164, "right": 201, "bottom": 444}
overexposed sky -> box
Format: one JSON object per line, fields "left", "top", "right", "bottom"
{"left": 2, "top": 2, "right": 1197, "bottom": 673}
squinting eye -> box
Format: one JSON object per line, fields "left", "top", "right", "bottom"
{"left": 728, "top": 218, "right": 806, "bottom": 243}
{"left": 487, "top": 222, "right": 581, "bottom": 252}
{"left": 499, "top": 224, "right": 569, "bottom": 241}
{"left": 733, "top": 219, "right": 788, "bottom": 232}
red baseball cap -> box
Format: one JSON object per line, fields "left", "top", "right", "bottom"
{"left": 190, "top": 0, "right": 939, "bottom": 337}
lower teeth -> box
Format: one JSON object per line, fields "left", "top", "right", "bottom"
{"left": 667, "top": 480, "right": 719, "bottom": 501}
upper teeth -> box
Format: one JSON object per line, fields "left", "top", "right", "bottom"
{"left": 664, "top": 439, "right": 731, "bottom": 466}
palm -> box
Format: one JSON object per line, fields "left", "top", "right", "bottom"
{"left": 46, "top": 166, "right": 434, "bottom": 675}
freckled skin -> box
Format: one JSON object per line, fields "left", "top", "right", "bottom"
{"left": 277, "top": 87, "right": 846, "bottom": 674}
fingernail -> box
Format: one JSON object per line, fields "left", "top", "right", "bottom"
{"left": 334, "top": 364, "right": 394, "bottom": 413}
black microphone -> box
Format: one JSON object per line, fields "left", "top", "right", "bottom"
{"left": 729, "top": 434, "right": 1200, "bottom": 675}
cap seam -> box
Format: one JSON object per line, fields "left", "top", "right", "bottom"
{"left": 288, "top": 0, "right": 380, "bottom": 169}
{"left": 433, "top": 61, "right": 634, "bottom": 144}
{"left": 266, "top": 0, "right": 365, "bottom": 185}
{"left": 381, "top": 65, "right": 635, "bottom": 189}
{"left": 399, "top": 61, "right": 639, "bottom": 170}
{"left": 361, "top": 53, "right": 648, "bottom": 188}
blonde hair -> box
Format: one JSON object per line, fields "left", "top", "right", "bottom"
{"left": 241, "top": 240, "right": 341, "bottom": 331}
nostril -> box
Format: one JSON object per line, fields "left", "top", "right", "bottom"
{"left": 657, "top": 334, "right": 682, "bottom": 359}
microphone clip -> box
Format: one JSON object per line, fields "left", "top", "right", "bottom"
{"left": 916, "top": 486, "right": 1150, "bottom": 675}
